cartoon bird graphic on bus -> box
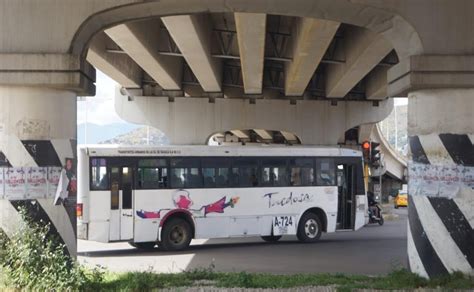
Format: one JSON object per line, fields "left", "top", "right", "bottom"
{"left": 136, "top": 189, "right": 240, "bottom": 219}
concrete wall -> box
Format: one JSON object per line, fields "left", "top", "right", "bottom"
{"left": 115, "top": 93, "right": 393, "bottom": 145}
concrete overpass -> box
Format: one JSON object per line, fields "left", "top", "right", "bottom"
{"left": 0, "top": 0, "right": 472, "bottom": 278}
{"left": 371, "top": 123, "right": 407, "bottom": 182}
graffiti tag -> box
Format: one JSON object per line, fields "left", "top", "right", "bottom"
{"left": 264, "top": 192, "right": 313, "bottom": 208}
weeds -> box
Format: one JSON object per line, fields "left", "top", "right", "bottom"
{"left": 0, "top": 208, "right": 101, "bottom": 290}
{"left": 0, "top": 212, "right": 473, "bottom": 291}
{"left": 77, "top": 268, "right": 473, "bottom": 291}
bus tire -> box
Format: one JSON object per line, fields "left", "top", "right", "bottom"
{"left": 297, "top": 213, "right": 322, "bottom": 243}
{"left": 261, "top": 235, "right": 282, "bottom": 242}
{"left": 129, "top": 242, "right": 156, "bottom": 250}
{"left": 161, "top": 217, "right": 192, "bottom": 251}
{"left": 378, "top": 215, "right": 384, "bottom": 226}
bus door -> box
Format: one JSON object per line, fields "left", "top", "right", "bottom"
{"left": 336, "top": 164, "right": 354, "bottom": 229}
{"left": 109, "top": 166, "right": 134, "bottom": 241}
{"left": 336, "top": 159, "right": 365, "bottom": 230}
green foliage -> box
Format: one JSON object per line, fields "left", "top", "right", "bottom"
{"left": 1, "top": 214, "right": 473, "bottom": 291}
{"left": 80, "top": 268, "right": 474, "bottom": 291}
{"left": 0, "top": 208, "right": 102, "bottom": 291}
{"left": 0, "top": 228, "right": 7, "bottom": 262}
{"left": 0, "top": 229, "right": 8, "bottom": 288}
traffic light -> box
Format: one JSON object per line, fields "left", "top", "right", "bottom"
{"left": 370, "top": 142, "right": 381, "bottom": 167}
{"left": 362, "top": 141, "right": 371, "bottom": 163}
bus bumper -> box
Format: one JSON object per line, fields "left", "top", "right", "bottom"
{"left": 77, "top": 222, "right": 88, "bottom": 240}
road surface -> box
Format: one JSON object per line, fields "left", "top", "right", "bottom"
{"left": 78, "top": 207, "right": 407, "bottom": 275}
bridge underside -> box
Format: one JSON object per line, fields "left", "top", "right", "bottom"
{"left": 88, "top": 13, "right": 397, "bottom": 103}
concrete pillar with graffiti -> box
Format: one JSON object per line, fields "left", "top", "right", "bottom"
{"left": 0, "top": 86, "right": 79, "bottom": 257}
{"left": 386, "top": 54, "right": 474, "bottom": 278}
{"left": 406, "top": 89, "right": 474, "bottom": 277}
{"left": 0, "top": 50, "right": 94, "bottom": 257}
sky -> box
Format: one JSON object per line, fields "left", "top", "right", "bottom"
{"left": 77, "top": 70, "right": 126, "bottom": 125}
{"left": 394, "top": 97, "right": 408, "bottom": 106}
{"left": 78, "top": 70, "right": 408, "bottom": 126}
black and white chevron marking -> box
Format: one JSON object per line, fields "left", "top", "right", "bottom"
{"left": 21, "top": 140, "right": 62, "bottom": 167}
{"left": 438, "top": 134, "right": 474, "bottom": 166}
{"left": 408, "top": 133, "right": 474, "bottom": 277}
{"left": 408, "top": 195, "right": 448, "bottom": 277}
{"left": 0, "top": 151, "right": 11, "bottom": 167}
{"left": 9, "top": 200, "right": 71, "bottom": 256}
{"left": 0, "top": 138, "right": 77, "bottom": 258}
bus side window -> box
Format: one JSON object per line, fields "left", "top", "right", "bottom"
{"left": 91, "top": 158, "right": 108, "bottom": 190}
{"left": 170, "top": 158, "right": 202, "bottom": 189}
{"left": 290, "top": 158, "right": 314, "bottom": 186}
{"left": 137, "top": 158, "right": 168, "bottom": 189}
{"left": 261, "top": 158, "right": 288, "bottom": 187}
{"left": 201, "top": 158, "right": 231, "bottom": 188}
{"left": 316, "top": 158, "right": 336, "bottom": 186}
{"left": 234, "top": 158, "right": 258, "bottom": 187}
{"left": 170, "top": 168, "right": 185, "bottom": 188}
{"left": 229, "top": 167, "right": 240, "bottom": 187}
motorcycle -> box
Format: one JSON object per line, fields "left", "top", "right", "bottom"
{"left": 368, "top": 203, "right": 384, "bottom": 226}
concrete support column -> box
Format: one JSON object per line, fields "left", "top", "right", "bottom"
{"left": 0, "top": 86, "right": 78, "bottom": 257}
{"left": 406, "top": 89, "right": 474, "bottom": 277}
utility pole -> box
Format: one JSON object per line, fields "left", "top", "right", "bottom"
{"left": 85, "top": 97, "right": 88, "bottom": 144}
{"left": 395, "top": 104, "right": 398, "bottom": 151}
{"left": 147, "top": 126, "right": 150, "bottom": 145}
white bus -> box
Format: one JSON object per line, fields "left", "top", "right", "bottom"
{"left": 77, "top": 145, "right": 367, "bottom": 250}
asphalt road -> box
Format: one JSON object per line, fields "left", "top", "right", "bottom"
{"left": 78, "top": 207, "right": 408, "bottom": 276}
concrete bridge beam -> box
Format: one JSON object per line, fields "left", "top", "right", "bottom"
{"left": 86, "top": 32, "right": 142, "bottom": 88}
{"left": 114, "top": 91, "right": 393, "bottom": 145}
{"left": 365, "top": 66, "right": 388, "bottom": 100}
{"left": 162, "top": 14, "right": 222, "bottom": 93}
{"left": 325, "top": 26, "right": 392, "bottom": 98}
{"left": 284, "top": 18, "right": 340, "bottom": 97}
{"left": 0, "top": 53, "right": 95, "bottom": 96}
{"left": 235, "top": 13, "right": 266, "bottom": 95}
{"left": 105, "top": 20, "right": 183, "bottom": 90}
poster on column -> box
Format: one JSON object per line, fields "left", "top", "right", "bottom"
{"left": 26, "top": 167, "right": 47, "bottom": 198}
{"left": 48, "top": 167, "right": 62, "bottom": 198}
{"left": 0, "top": 168, "right": 4, "bottom": 199}
{"left": 438, "top": 165, "right": 462, "bottom": 199}
{"left": 423, "top": 164, "right": 440, "bottom": 197}
{"left": 409, "top": 162, "right": 474, "bottom": 199}
{"left": 4, "top": 168, "right": 27, "bottom": 199}
{"left": 462, "top": 166, "right": 474, "bottom": 189}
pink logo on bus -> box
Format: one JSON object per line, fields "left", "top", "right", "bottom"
{"left": 136, "top": 189, "right": 240, "bottom": 219}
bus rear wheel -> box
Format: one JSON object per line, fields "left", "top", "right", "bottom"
{"left": 261, "top": 235, "right": 282, "bottom": 242}
{"left": 129, "top": 242, "right": 156, "bottom": 250}
{"left": 297, "top": 213, "right": 322, "bottom": 243}
{"left": 161, "top": 218, "right": 192, "bottom": 251}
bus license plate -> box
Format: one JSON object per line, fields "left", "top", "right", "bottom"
{"left": 272, "top": 216, "right": 296, "bottom": 236}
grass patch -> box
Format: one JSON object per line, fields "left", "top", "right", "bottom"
{"left": 79, "top": 268, "right": 474, "bottom": 291}
{"left": 1, "top": 213, "right": 472, "bottom": 291}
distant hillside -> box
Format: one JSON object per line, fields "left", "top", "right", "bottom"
{"left": 100, "top": 126, "right": 169, "bottom": 145}
{"left": 77, "top": 123, "right": 140, "bottom": 144}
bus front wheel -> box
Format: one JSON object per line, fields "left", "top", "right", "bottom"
{"left": 297, "top": 213, "right": 322, "bottom": 243}
{"left": 160, "top": 217, "right": 192, "bottom": 251}
{"left": 129, "top": 242, "right": 156, "bottom": 250}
